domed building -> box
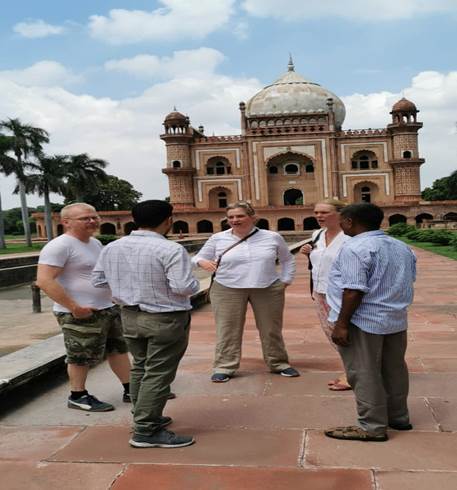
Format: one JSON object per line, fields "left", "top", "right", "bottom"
{"left": 33, "top": 60, "right": 457, "bottom": 239}
{"left": 160, "top": 58, "right": 438, "bottom": 234}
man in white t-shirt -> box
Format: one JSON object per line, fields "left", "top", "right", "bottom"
{"left": 36, "top": 203, "right": 131, "bottom": 412}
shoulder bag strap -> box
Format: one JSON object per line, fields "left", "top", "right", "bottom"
{"left": 307, "top": 228, "right": 324, "bottom": 299}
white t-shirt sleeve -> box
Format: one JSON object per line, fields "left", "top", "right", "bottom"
{"left": 38, "top": 239, "right": 70, "bottom": 268}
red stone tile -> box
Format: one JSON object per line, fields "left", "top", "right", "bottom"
{"left": 409, "top": 373, "right": 457, "bottom": 397}
{"left": 306, "top": 430, "right": 457, "bottom": 471}
{"left": 421, "top": 358, "right": 457, "bottom": 372}
{"left": 1, "top": 461, "right": 122, "bottom": 490}
{"left": 50, "top": 426, "right": 303, "bottom": 467}
{"left": 172, "top": 372, "right": 268, "bottom": 395}
{"left": 376, "top": 470, "right": 457, "bottom": 490}
{"left": 113, "top": 465, "right": 373, "bottom": 490}
{"left": 0, "top": 427, "right": 83, "bottom": 461}
{"left": 426, "top": 397, "right": 457, "bottom": 431}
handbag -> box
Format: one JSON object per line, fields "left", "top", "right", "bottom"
{"left": 307, "top": 229, "right": 324, "bottom": 299}
{"left": 206, "top": 228, "right": 259, "bottom": 302}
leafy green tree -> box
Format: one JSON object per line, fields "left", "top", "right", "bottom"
{"left": 0, "top": 134, "right": 17, "bottom": 248}
{"left": 67, "top": 174, "right": 142, "bottom": 210}
{"left": 0, "top": 118, "right": 49, "bottom": 246}
{"left": 64, "top": 153, "right": 108, "bottom": 202}
{"left": 20, "top": 155, "right": 68, "bottom": 241}
{"left": 422, "top": 170, "right": 457, "bottom": 201}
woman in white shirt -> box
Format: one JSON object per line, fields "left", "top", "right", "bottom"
{"left": 193, "top": 201, "right": 299, "bottom": 383}
{"left": 300, "top": 199, "right": 351, "bottom": 391}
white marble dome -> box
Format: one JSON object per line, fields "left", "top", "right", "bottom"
{"left": 245, "top": 61, "right": 346, "bottom": 128}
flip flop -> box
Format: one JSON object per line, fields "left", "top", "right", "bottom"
{"left": 328, "top": 382, "right": 352, "bottom": 391}
{"left": 325, "top": 425, "right": 388, "bottom": 442}
{"left": 327, "top": 378, "right": 340, "bottom": 386}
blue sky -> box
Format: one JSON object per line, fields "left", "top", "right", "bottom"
{"left": 1, "top": 0, "right": 457, "bottom": 209}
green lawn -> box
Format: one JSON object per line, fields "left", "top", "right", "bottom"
{"left": 0, "top": 243, "right": 44, "bottom": 255}
{"left": 397, "top": 237, "right": 457, "bottom": 261}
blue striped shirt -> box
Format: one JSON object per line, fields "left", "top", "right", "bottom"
{"left": 327, "top": 230, "right": 416, "bottom": 334}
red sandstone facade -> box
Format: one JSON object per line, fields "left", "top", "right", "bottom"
{"left": 33, "top": 61, "right": 457, "bottom": 238}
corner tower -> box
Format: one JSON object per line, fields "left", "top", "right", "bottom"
{"left": 388, "top": 98, "right": 425, "bottom": 202}
{"left": 160, "top": 110, "right": 195, "bottom": 208}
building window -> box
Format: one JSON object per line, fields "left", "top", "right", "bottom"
{"left": 284, "top": 163, "right": 299, "bottom": 175}
{"left": 218, "top": 192, "right": 227, "bottom": 208}
{"left": 269, "top": 165, "right": 278, "bottom": 174}
{"left": 284, "top": 188, "right": 303, "bottom": 205}
{"left": 206, "top": 157, "right": 231, "bottom": 175}
{"left": 172, "top": 160, "right": 181, "bottom": 168}
{"left": 361, "top": 186, "right": 371, "bottom": 203}
{"left": 403, "top": 150, "right": 412, "bottom": 159}
{"left": 351, "top": 151, "right": 379, "bottom": 170}
{"left": 305, "top": 164, "right": 314, "bottom": 173}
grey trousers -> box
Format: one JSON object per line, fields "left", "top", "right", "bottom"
{"left": 209, "top": 280, "right": 290, "bottom": 375}
{"left": 338, "top": 324, "right": 410, "bottom": 435}
{"left": 120, "top": 308, "right": 190, "bottom": 436}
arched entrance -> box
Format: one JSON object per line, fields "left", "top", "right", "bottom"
{"left": 283, "top": 188, "right": 303, "bottom": 205}
{"left": 303, "top": 217, "right": 319, "bottom": 230}
{"left": 197, "top": 220, "right": 213, "bottom": 233}
{"left": 354, "top": 182, "right": 379, "bottom": 203}
{"left": 124, "top": 222, "right": 137, "bottom": 235}
{"left": 389, "top": 214, "right": 407, "bottom": 226}
{"left": 257, "top": 218, "right": 269, "bottom": 230}
{"left": 444, "top": 212, "right": 457, "bottom": 221}
{"left": 100, "top": 222, "right": 116, "bottom": 235}
{"left": 172, "top": 220, "right": 189, "bottom": 234}
{"left": 278, "top": 218, "right": 295, "bottom": 231}
{"left": 220, "top": 219, "right": 230, "bottom": 231}
{"left": 208, "top": 187, "right": 232, "bottom": 209}
{"left": 415, "top": 213, "right": 433, "bottom": 224}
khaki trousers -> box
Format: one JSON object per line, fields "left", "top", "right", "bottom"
{"left": 121, "top": 307, "right": 190, "bottom": 436}
{"left": 338, "top": 324, "right": 410, "bottom": 435}
{"left": 209, "top": 280, "right": 290, "bottom": 375}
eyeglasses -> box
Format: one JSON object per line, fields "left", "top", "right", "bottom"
{"left": 68, "top": 216, "right": 100, "bottom": 222}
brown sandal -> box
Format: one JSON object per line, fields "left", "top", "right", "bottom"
{"left": 328, "top": 382, "right": 352, "bottom": 391}
{"left": 324, "top": 425, "right": 388, "bottom": 442}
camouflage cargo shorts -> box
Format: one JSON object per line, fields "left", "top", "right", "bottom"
{"left": 55, "top": 305, "right": 129, "bottom": 366}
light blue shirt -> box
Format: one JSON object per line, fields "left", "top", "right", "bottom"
{"left": 327, "top": 230, "right": 416, "bottom": 334}
{"left": 92, "top": 230, "right": 200, "bottom": 313}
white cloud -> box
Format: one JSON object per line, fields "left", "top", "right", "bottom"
{"left": 0, "top": 58, "right": 261, "bottom": 209}
{"left": 342, "top": 70, "right": 457, "bottom": 189}
{"left": 104, "top": 48, "right": 225, "bottom": 79}
{"left": 1, "top": 63, "right": 456, "bottom": 211}
{"left": 13, "top": 19, "right": 65, "bottom": 38}
{"left": 242, "top": 0, "right": 457, "bottom": 21}
{"left": 88, "top": 0, "right": 235, "bottom": 44}
{"left": 0, "top": 61, "right": 83, "bottom": 87}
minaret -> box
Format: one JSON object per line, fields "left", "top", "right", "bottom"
{"left": 388, "top": 98, "right": 425, "bottom": 202}
{"left": 160, "top": 109, "right": 195, "bottom": 208}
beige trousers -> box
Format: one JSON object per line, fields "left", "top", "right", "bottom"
{"left": 209, "top": 279, "right": 290, "bottom": 375}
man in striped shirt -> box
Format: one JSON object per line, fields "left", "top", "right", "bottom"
{"left": 325, "top": 203, "right": 416, "bottom": 442}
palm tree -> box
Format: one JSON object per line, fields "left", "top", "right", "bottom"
{"left": 0, "top": 134, "right": 17, "bottom": 249}
{"left": 65, "top": 153, "right": 108, "bottom": 202}
{"left": 0, "top": 118, "right": 49, "bottom": 247}
{"left": 20, "top": 154, "right": 69, "bottom": 241}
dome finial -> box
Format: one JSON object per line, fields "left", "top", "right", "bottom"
{"left": 173, "top": 105, "right": 177, "bottom": 111}
{"left": 288, "top": 53, "right": 294, "bottom": 72}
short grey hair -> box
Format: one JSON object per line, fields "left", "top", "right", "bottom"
{"left": 60, "top": 203, "right": 96, "bottom": 219}
{"left": 226, "top": 201, "right": 256, "bottom": 217}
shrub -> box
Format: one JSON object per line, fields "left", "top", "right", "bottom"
{"left": 413, "top": 229, "right": 454, "bottom": 245}
{"left": 387, "top": 223, "right": 415, "bottom": 236}
{"left": 96, "top": 234, "right": 118, "bottom": 245}
{"left": 449, "top": 234, "right": 457, "bottom": 251}
{"left": 404, "top": 229, "right": 421, "bottom": 240}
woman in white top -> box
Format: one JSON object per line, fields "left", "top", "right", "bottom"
{"left": 193, "top": 201, "right": 299, "bottom": 382}
{"left": 300, "top": 199, "right": 351, "bottom": 391}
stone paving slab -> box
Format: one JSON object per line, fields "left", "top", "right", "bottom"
{"left": 2, "top": 462, "right": 124, "bottom": 490}
{"left": 1, "top": 247, "right": 457, "bottom": 489}
{"left": 50, "top": 426, "right": 303, "bottom": 467}
{"left": 375, "top": 471, "right": 457, "bottom": 490}
{"left": 305, "top": 430, "right": 457, "bottom": 471}
{"left": 112, "top": 465, "right": 374, "bottom": 490}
